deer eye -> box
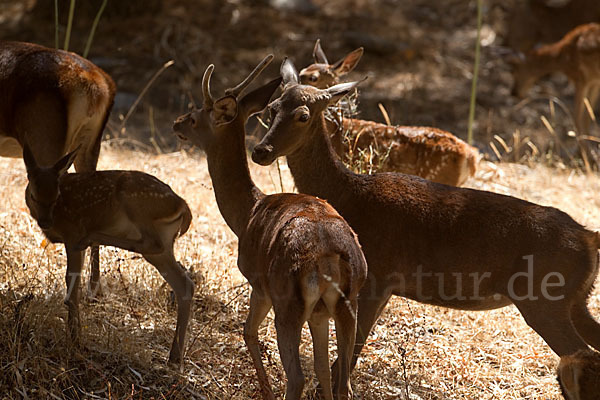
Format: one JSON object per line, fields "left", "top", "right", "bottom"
{"left": 309, "top": 75, "right": 318, "bottom": 82}
{"left": 298, "top": 113, "right": 310, "bottom": 123}
{"left": 190, "top": 115, "right": 198, "bottom": 127}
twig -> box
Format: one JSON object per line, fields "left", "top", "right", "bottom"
{"left": 63, "top": 0, "right": 76, "bottom": 51}
{"left": 467, "top": 0, "right": 482, "bottom": 145}
{"left": 119, "top": 60, "right": 175, "bottom": 135}
{"left": 83, "top": 0, "right": 107, "bottom": 58}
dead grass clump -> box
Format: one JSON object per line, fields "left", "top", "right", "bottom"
{"left": 2, "top": 143, "right": 600, "bottom": 399}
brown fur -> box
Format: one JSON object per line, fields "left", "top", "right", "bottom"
{"left": 0, "top": 40, "right": 116, "bottom": 295}
{"left": 327, "top": 117, "right": 479, "bottom": 185}
{"left": 300, "top": 40, "right": 478, "bottom": 186}
{"left": 511, "top": 23, "right": 600, "bottom": 136}
{"left": 173, "top": 58, "right": 367, "bottom": 400}
{"left": 252, "top": 59, "right": 600, "bottom": 393}
{"left": 558, "top": 349, "right": 600, "bottom": 400}
{"left": 23, "top": 148, "right": 194, "bottom": 365}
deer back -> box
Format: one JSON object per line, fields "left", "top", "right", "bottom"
{"left": 0, "top": 41, "right": 115, "bottom": 167}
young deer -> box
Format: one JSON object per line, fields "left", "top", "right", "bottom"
{"left": 511, "top": 23, "right": 600, "bottom": 137}
{"left": 252, "top": 59, "right": 600, "bottom": 391}
{"left": 23, "top": 146, "right": 194, "bottom": 365}
{"left": 558, "top": 349, "right": 600, "bottom": 400}
{"left": 173, "top": 56, "right": 367, "bottom": 400}
{"left": 299, "top": 40, "right": 479, "bottom": 186}
{"left": 0, "top": 41, "right": 117, "bottom": 295}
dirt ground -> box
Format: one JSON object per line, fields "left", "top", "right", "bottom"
{"left": 2, "top": 146, "right": 600, "bottom": 399}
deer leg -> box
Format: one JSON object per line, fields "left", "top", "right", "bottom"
{"left": 515, "top": 300, "right": 588, "bottom": 356}
{"left": 244, "top": 290, "right": 276, "bottom": 400}
{"left": 143, "top": 251, "right": 195, "bottom": 364}
{"left": 330, "top": 289, "right": 390, "bottom": 389}
{"left": 83, "top": 231, "right": 164, "bottom": 255}
{"left": 87, "top": 245, "right": 102, "bottom": 298}
{"left": 64, "top": 245, "right": 84, "bottom": 345}
{"left": 308, "top": 310, "right": 333, "bottom": 400}
{"left": 72, "top": 140, "right": 103, "bottom": 299}
{"left": 575, "top": 82, "right": 593, "bottom": 136}
{"left": 274, "top": 306, "right": 306, "bottom": 400}
{"left": 332, "top": 298, "right": 358, "bottom": 400}
{"left": 571, "top": 302, "right": 600, "bottom": 352}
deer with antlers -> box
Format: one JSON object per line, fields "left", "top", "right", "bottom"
{"left": 0, "top": 41, "right": 116, "bottom": 295}
{"left": 23, "top": 146, "right": 194, "bottom": 365}
{"left": 299, "top": 39, "right": 479, "bottom": 186}
{"left": 173, "top": 56, "right": 367, "bottom": 400}
{"left": 558, "top": 349, "right": 600, "bottom": 400}
{"left": 252, "top": 58, "right": 600, "bottom": 394}
{"left": 511, "top": 23, "right": 600, "bottom": 138}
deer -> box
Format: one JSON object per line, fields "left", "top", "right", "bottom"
{"left": 172, "top": 55, "right": 367, "bottom": 400}
{"left": 557, "top": 349, "right": 600, "bottom": 400}
{"left": 251, "top": 58, "right": 600, "bottom": 394}
{"left": 299, "top": 39, "right": 479, "bottom": 186}
{"left": 506, "top": 0, "right": 600, "bottom": 53}
{"left": 511, "top": 23, "right": 600, "bottom": 138}
{"left": 22, "top": 145, "right": 194, "bottom": 365}
{"left": 0, "top": 40, "right": 116, "bottom": 296}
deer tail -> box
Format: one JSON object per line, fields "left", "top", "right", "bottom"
{"left": 178, "top": 203, "right": 193, "bottom": 238}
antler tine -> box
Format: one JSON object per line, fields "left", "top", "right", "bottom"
{"left": 202, "top": 64, "right": 215, "bottom": 110}
{"left": 225, "top": 54, "right": 274, "bottom": 98}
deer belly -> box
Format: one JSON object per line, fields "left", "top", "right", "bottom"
{"left": 95, "top": 216, "right": 143, "bottom": 242}
{"left": 0, "top": 136, "right": 22, "bottom": 157}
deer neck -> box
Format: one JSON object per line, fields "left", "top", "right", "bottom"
{"left": 206, "top": 120, "right": 263, "bottom": 237}
{"left": 286, "top": 114, "right": 355, "bottom": 201}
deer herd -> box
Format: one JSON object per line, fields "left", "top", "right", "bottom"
{"left": 2, "top": 21, "right": 600, "bottom": 400}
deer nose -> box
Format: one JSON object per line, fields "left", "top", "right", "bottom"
{"left": 252, "top": 144, "right": 275, "bottom": 165}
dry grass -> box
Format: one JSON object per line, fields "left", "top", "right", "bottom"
{"left": 2, "top": 144, "right": 600, "bottom": 399}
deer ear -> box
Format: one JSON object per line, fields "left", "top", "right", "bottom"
{"left": 281, "top": 58, "right": 299, "bottom": 86}
{"left": 313, "top": 39, "right": 328, "bottom": 64}
{"left": 53, "top": 148, "right": 78, "bottom": 176}
{"left": 239, "top": 77, "right": 282, "bottom": 121}
{"left": 326, "top": 79, "right": 365, "bottom": 104}
{"left": 331, "top": 47, "right": 364, "bottom": 76}
{"left": 213, "top": 96, "right": 238, "bottom": 125}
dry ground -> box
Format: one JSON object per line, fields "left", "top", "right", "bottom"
{"left": 2, "top": 143, "right": 600, "bottom": 399}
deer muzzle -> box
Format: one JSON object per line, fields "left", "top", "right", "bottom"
{"left": 251, "top": 143, "right": 276, "bottom": 166}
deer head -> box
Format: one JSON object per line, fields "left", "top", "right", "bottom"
{"left": 23, "top": 145, "right": 77, "bottom": 229}
{"left": 252, "top": 58, "right": 363, "bottom": 165}
{"left": 173, "top": 55, "right": 282, "bottom": 149}
{"left": 299, "top": 39, "right": 364, "bottom": 89}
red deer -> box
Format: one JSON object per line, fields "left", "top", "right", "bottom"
{"left": 558, "top": 349, "right": 600, "bottom": 400}
{"left": 299, "top": 39, "right": 479, "bottom": 186}
{"left": 0, "top": 41, "right": 116, "bottom": 295}
{"left": 23, "top": 146, "right": 194, "bottom": 365}
{"left": 507, "top": 0, "right": 600, "bottom": 52}
{"left": 511, "top": 23, "right": 600, "bottom": 137}
{"left": 252, "top": 58, "right": 600, "bottom": 394}
{"left": 173, "top": 55, "right": 367, "bottom": 400}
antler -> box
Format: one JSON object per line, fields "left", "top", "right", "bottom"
{"left": 225, "top": 54, "right": 274, "bottom": 98}
{"left": 202, "top": 64, "right": 215, "bottom": 110}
